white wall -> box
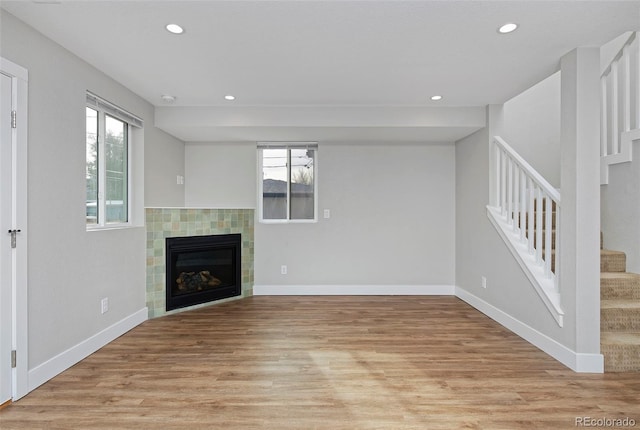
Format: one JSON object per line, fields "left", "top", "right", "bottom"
{"left": 185, "top": 142, "right": 256, "bottom": 208}
{"left": 185, "top": 141, "right": 456, "bottom": 287}
{"left": 0, "top": 12, "right": 178, "bottom": 372}
{"left": 503, "top": 72, "right": 561, "bottom": 188}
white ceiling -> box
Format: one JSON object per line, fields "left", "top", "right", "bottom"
{"left": 2, "top": 0, "right": 639, "bottom": 142}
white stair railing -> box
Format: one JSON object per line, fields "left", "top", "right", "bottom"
{"left": 487, "top": 136, "right": 563, "bottom": 327}
{"left": 601, "top": 31, "right": 640, "bottom": 184}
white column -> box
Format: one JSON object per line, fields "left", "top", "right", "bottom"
{"left": 560, "top": 48, "right": 602, "bottom": 370}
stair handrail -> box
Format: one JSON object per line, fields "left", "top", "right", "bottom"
{"left": 493, "top": 136, "right": 561, "bottom": 204}
{"left": 601, "top": 31, "right": 636, "bottom": 79}
{"left": 488, "top": 136, "right": 563, "bottom": 326}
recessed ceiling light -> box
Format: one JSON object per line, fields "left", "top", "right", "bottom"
{"left": 431, "top": 95, "right": 443, "bottom": 101}
{"left": 224, "top": 95, "right": 236, "bottom": 101}
{"left": 498, "top": 23, "right": 518, "bottom": 34}
{"left": 165, "top": 24, "right": 184, "bottom": 35}
{"left": 161, "top": 94, "right": 176, "bottom": 103}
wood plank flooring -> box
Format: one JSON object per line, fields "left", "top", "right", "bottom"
{"left": 1, "top": 296, "right": 639, "bottom": 429}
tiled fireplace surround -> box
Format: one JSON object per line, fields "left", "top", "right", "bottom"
{"left": 145, "top": 208, "right": 254, "bottom": 318}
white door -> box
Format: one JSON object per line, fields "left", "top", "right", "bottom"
{"left": 0, "top": 57, "right": 28, "bottom": 402}
{"left": 0, "top": 70, "right": 14, "bottom": 405}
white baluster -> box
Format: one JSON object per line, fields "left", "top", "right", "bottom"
{"left": 536, "top": 188, "right": 543, "bottom": 264}
{"left": 623, "top": 43, "right": 631, "bottom": 133}
{"left": 507, "top": 158, "right": 513, "bottom": 225}
{"left": 494, "top": 141, "right": 501, "bottom": 207}
{"left": 601, "top": 76, "right": 608, "bottom": 156}
{"left": 519, "top": 169, "right": 526, "bottom": 242}
{"left": 528, "top": 177, "right": 534, "bottom": 254}
{"left": 544, "top": 195, "right": 553, "bottom": 277}
{"left": 500, "top": 149, "right": 506, "bottom": 216}
{"left": 554, "top": 205, "right": 560, "bottom": 291}
{"left": 612, "top": 60, "right": 620, "bottom": 154}
{"left": 512, "top": 163, "right": 520, "bottom": 233}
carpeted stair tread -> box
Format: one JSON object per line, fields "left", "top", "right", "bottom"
{"left": 601, "top": 249, "right": 627, "bottom": 272}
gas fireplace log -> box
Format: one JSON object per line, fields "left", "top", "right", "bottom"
{"left": 176, "top": 271, "right": 222, "bottom": 292}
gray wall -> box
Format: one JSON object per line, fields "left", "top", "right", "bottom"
{"left": 601, "top": 140, "right": 640, "bottom": 273}
{"left": 0, "top": 12, "right": 180, "bottom": 368}
{"left": 503, "top": 71, "right": 561, "bottom": 188}
{"left": 185, "top": 142, "right": 256, "bottom": 208}
{"left": 455, "top": 119, "right": 572, "bottom": 348}
{"left": 145, "top": 128, "right": 185, "bottom": 207}
{"left": 184, "top": 142, "right": 456, "bottom": 287}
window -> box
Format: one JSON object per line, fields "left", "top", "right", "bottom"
{"left": 258, "top": 143, "right": 317, "bottom": 222}
{"left": 86, "top": 92, "right": 142, "bottom": 227}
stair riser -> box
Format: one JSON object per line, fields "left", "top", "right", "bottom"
{"left": 602, "top": 344, "right": 640, "bottom": 372}
{"left": 601, "top": 252, "right": 626, "bottom": 272}
{"left": 601, "top": 279, "right": 640, "bottom": 300}
{"left": 601, "top": 309, "right": 640, "bottom": 332}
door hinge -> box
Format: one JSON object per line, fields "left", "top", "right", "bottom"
{"left": 8, "top": 229, "right": 20, "bottom": 249}
{"left": 11, "top": 350, "right": 16, "bottom": 368}
{"left": 11, "top": 110, "right": 16, "bottom": 129}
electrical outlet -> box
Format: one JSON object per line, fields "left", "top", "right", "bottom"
{"left": 281, "top": 265, "right": 288, "bottom": 275}
{"left": 481, "top": 276, "right": 487, "bottom": 289}
{"left": 323, "top": 209, "right": 331, "bottom": 219}
{"left": 101, "top": 297, "right": 109, "bottom": 314}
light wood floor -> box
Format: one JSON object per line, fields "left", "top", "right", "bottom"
{"left": 1, "top": 296, "right": 639, "bottom": 429}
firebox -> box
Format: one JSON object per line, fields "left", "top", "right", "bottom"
{"left": 165, "top": 234, "right": 241, "bottom": 311}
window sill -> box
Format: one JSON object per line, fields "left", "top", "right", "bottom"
{"left": 86, "top": 223, "right": 140, "bottom": 232}
{"left": 259, "top": 219, "right": 318, "bottom": 224}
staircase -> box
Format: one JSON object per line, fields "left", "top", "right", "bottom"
{"left": 487, "top": 136, "right": 563, "bottom": 327}
{"left": 599, "top": 31, "right": 640, "bottom": 372}
{"left": 600, "top": 242, "right": 640, "bottom": 372}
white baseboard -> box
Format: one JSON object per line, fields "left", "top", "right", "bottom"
{"left": 28, "top": 308, "right": 148, "bottom": 392}
{"left": 253, "top": 284, "right": 456, "bottom": 296}
{"left": 455, "top": 287, "right": 603, "bottom": 373}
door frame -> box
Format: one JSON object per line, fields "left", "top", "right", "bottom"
{"left": 1, "top": 56, "right": 29, "bottom": 401}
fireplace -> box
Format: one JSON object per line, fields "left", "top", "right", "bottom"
{"left": 165, "top": 234, "right": 241, "bottom": 311}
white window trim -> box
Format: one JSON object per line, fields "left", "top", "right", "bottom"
{"left": 257, "top": 142, "right": 318, "bottom": 224}
{"left": 86, "top": 92, "right": 142, "bottom": 230}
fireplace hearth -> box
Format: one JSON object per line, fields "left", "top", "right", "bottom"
{"left": 165, "top": 234, "right": 241, "bottom": 311}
